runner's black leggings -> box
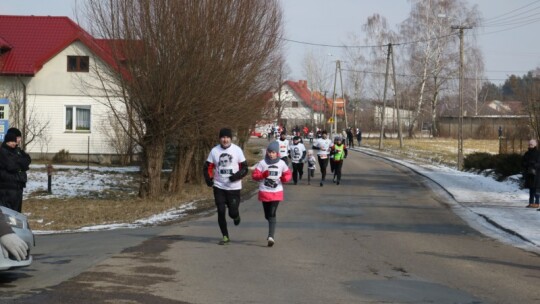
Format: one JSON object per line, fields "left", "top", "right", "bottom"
{"left": 213, "top": 187, "right": 241, "bottom": 237}
{"left": 318, "top": 156, "right": 329, "bottom": 181}
{"left": 292, "top": 162, "right": 304, "bottom": 183}
{"left": 333, "top": 160, "right": 343, "bottom": 182}
{"left": 262, "top": 201, "right": 280, "bottom": 238}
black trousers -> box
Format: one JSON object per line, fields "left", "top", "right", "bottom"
{"left": 333, "top": 160, "right": 344, "bottom": 182}
{"left": 213, "top": 187, "right": 241, "bottom": 237}
{"left": 262, "top": 201, "right": 280, "bottom": 238}
{"left": 292, "top": 162, "right": 304, "bottom": 183}
{"left": 317, "top": 156, "right": 329, "bottom": 181}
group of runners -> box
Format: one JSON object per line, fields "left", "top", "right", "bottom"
{"left": 203, "top": 127, "right": 348, "bottom": 247}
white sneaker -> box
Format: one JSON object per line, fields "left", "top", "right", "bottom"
{"left": 267, "top": 237, "right": 275, "bottom": 247}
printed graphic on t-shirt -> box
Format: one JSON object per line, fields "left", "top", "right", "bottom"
{"left": 218, "top": 153, "right": 234, "bottom": 177}
{"left": 264, "top": 164, "right": 280, "bottom": 188}
{"left": 291, "top": 146, "right": 302, "bottom": 161}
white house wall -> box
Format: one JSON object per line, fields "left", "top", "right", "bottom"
{"left": 1, "top": 41, "right": 125, "bottom": 156}
{"left": 274, "top": 85, "right": 316, "bottom": 122}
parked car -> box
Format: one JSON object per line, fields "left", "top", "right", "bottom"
{"left": 0, "top": 206, "right": 34, "bottom": 271}
{"left": 250, "top": 130, "right": 267, "bottom": 138}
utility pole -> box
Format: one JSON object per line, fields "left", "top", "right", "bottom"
{"left": 453, "top": 25, "right": 472, "bottom": 170}
{"left": 379, "top": 43, "right": 392, "bottom": 150}
{"left": 390, "top": 44, "right": 403, "bottom": 148}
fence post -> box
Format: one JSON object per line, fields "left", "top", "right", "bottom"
{"left": 46, "top": 164, "right": 53, "bottom": 194}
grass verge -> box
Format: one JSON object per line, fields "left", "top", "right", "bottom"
{"left": 24, "top": 139, "right": 267, "bottom": 231}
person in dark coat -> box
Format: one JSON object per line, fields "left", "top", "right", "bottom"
{"left": 522, "top": 139, "right": 539, "bottom": 208}
{"left": 0, "top": 133, "right": 30, "bottom": 212}
{"left": 6, "top": 128, "right": 31, "bottom": 212}
{"left": 346, "top": 128, "right": 354, "bottom": 148}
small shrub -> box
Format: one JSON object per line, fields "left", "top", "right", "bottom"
{"left": 493, "top": 153, "right": 522, "bottom": 179}
{"left": 463, "top": 152, "right": 494, "bottom": 171}
{"left": 464, "top": 152, "right": 522, "bottom": 180}
{"left": 52, "top": 149, "right": 70, "bottom": 163}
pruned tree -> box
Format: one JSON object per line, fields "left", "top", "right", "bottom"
{"left": 82, "top": 0, "right": 283, "bottom": 197}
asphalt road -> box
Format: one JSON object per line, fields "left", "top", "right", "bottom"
{"left": 2, "top": 148, "right": 539, "bottom": 303}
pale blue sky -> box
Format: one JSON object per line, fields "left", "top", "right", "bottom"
{"left": 1, "top": 0, "right": 539, "bottom": 85}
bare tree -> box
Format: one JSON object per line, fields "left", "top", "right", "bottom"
{"left": 82, "top": 1, "right": 283, "bottom": 197}
{"left": 269, "top": 56, "right": 291, "bottom": 128}
{"left": 3, "top": 82, "right": 49, "bottom": 148}
{"left": 399, "top": 0, "right": 481, "bottom": 137}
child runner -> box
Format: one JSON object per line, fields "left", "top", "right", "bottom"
{"left": 306, "top": 150, "right": 317, "bottom": 185}
{"left": 330, "top": 136, "right": 348, "bottom": 185}
{"left": 252, "top": 141, "right": 292, "bottom": 247}
{"left": 289, "top": 136, "right": 306, "bottom": 185}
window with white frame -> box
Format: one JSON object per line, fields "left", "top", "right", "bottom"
{"left": 65, "top": 106, "right": 91, "bottom": 131}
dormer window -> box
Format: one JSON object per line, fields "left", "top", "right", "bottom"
{"left": 67, "top": 56, "right": 89, "bottom": 72}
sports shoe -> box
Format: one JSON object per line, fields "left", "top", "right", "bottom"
{"left": 219, "top": 236, "right": 230, "bottom": 245}
{"left": 267, "top": 237, "right": 275, "bottom": 247}
{"left": 234, "top": 216, "right": 241, "bottom": 226}
{"left": 336, "top": 180, "right": 340, "bottom": 185}
{"left": 320, "top": 181, "right": 323, "bottom": 187}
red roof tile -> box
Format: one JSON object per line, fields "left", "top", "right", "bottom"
{"left": 284, "top": 80, "right": 346, "bottom": 116}
{"left": 0, "top": 15, "right": 117, "bottom": 76}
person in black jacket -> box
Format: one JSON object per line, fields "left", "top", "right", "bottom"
{"left": 0, "top": 132, "right": 30, "bottom": 212}
{"left": 522, "top": 139, "right": 539, "bottom": 208}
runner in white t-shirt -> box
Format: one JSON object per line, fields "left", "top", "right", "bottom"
{"left": 289, "top": 136, "right": 306, "bottom": 185}
{"left": 277, "top": 132, "right": 290, "bottom": 166}
{"left": 312, "top": 130, "right": 332, "bottom": 187}
{"left": 203, "top": 128, "right": 248, "bottom": 245}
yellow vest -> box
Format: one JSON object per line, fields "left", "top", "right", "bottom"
{"left": 334, "top": 144, "right": 345, "bottom": 161}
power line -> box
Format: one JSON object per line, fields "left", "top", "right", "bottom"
{"left": 482, "top": 0, "right": 540, "bottom": 24}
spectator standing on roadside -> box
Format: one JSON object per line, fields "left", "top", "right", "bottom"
{"left": 277, "top": 132, "right": 290, "bottom": 166}
{"left": 346, "top": 128, "right": 354, "bottom": 148}
{"left": 356, "top": 128, "right": 362, "bottom": 146}
{"left": 312, "top": 130, "right": 332, "bottom": 187}
{"left": 203, "top": 128, "right": 249, "bottom": 245}
{"left": 0, "top": 208, "right": 28, "bottom": 261}
{"left": 0, "top": 133, "right": 30, "bottom": 213}
{"left": 5, "top": 128, "right": 31, "bottom": 212}
{"left": 522, "top": 139, "right": 539, "bottom": 208}
{"left": 289, "top": 136, "right": 306, "bottom": 185}
{"left": 252, "top": 141, "right": 292, "bottom": 247}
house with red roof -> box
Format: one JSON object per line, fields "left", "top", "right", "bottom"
{"left": 271, "top": 79, "right": 346, "bottom": 132}
{"left": 0, "top": 15, "right": 123, "bottom": 162}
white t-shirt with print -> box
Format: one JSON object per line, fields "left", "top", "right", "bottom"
{"left": 206, "top": 143, "right": 246, "bottom": 190}
{"left": 255, "top": 159, "right": 289, "bottom": 194}
{"left": 289, "top": 142, "right": 306, "bottom": 163}
{"left": 277, "top": 139, "right": 289, "bottom": 158}
{"left": 313, "top": 138, "right": 332, "bottom": 158}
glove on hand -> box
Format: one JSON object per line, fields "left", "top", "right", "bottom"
{"left": 262, "top": 170, "right": 270, "bottom": 178}
{"left": 205, "top": 178, "right": 214, "bottom": 187}
{"left": 0, "top": 233, "right": 28, "bottom": 261}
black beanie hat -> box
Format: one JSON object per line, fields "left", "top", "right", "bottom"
{"left": 7, "top": 127, "right": 21, "bottom": 137}
{"left": 219, "top": 128, "right": 233, "bottom": 138}
{"left": 4, "top": 133, "right": 17, "bottom": 143}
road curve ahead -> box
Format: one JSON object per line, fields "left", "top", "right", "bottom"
{"left": 5, "top": 149, "right": 540, "bottom": 303}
